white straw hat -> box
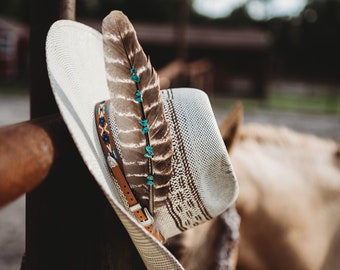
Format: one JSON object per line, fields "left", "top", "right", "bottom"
{"left": 46, "top": 11, "right": 238, "bottom": 269}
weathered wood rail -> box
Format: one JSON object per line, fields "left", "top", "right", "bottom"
{"left": 0, "top": 114, "right": 61, "bottom": 207}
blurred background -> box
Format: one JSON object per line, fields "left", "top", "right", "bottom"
{"left": 0, "top": 1, "right": 339, "bottom": 269}
{"left": 1, "top": 0, "right": 340, "bottom": 112}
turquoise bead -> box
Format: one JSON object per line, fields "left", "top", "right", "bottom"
{"left": 147, "top": 175, "right": 154, "bottom": 180}
{"left": 144, "top": 153, "right": 153, "bottom": 159}
{"left": 145, "top": 145, "right": 154, "bottom": 156}
{"left": 130, "top": 67, "right": 137, "bottom": 74}
{"left": 146, "top": 180, "right": 154, "bottom": 185}
{"left": 131, "top": 74, "right": 140, "bottom": 82}
{"left": 139, "top": 119, "right": 148, "bottom": 126}
{"left": 141, "top": 127, "right": 149, "bottom": 134}
{"left": 139, "top": 119, "right": 149, "bottom": 134}
{"left": 134, "top": 90, "right": 142, "bottom": 102}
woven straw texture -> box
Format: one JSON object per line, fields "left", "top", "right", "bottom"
{"left": 46, "top": 19, "right": 238, "bottom": 269}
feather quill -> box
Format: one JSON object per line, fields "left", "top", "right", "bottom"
{"left": 102, "top": 11, "right": 172, "bottom": 213}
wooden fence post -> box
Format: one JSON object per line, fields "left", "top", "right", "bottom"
{"left": 22, "top": 0, "right": 145, "bottom": 269}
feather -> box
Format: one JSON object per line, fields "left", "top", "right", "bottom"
{"left": 102, "top": 10, "right": 172, "bottom": 214}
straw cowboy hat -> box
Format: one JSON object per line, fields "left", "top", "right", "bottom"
{"left": 45, "top": 10, "right": 238, "bottom": 269}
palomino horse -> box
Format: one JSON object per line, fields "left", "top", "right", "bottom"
{"left": 229, "top": 121, "right": 340, "bottom": 270}
{"left": 168, "top": 103, "right": 340, "bottom": 270}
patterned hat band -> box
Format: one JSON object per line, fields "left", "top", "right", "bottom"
{"left": 95, "top": 99, "right": 164, "bottom": 242}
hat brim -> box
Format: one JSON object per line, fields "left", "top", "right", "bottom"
{"left": 46, "top": 19, "right": 183, "bottom": 269}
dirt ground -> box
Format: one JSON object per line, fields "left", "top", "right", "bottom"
{"left": 0, "top": 93, "right": 339, "bottom": 270}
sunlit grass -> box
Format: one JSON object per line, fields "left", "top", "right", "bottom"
{"left": 211, "top": 83, "right": 340, "bottom": 115}
{"left": 266, "top": 90, "right": 340, "bottom": 114}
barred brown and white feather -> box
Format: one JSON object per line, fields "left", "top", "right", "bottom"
{"left": 102, "top": 10, "right": 172, "bottom": 210}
